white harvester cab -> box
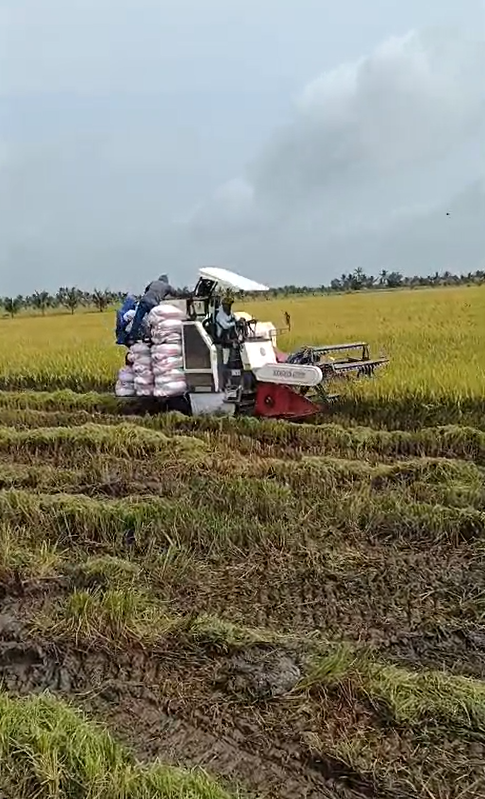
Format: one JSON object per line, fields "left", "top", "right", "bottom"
{"left": 182, "top": 267, "right": 278, "bottom": 407}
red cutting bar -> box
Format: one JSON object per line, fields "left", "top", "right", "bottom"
{"left": 254, "top": 382, "right": 321, "bottom": 419}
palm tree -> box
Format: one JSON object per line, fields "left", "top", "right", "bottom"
{"left": 379, "top": 269, "right": 388, "bottom": 287}
{"left": 31, "top": 290, "right": 52, "bottom": 316}
{"left": 4, "top": 297, "right": 22, "bottom": 318}
{"left": 91, "top": 289, "right": 110, "bottom": 312}
{"left": 57, "top": 287, "right": 81, "bottom": 314}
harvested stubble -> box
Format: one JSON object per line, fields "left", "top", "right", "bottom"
{"left": 3, "top": 398, "right": 485, "bottom": 462}
{"left": 0, "top": 406, "right": 114, "bottom": 430}
{"left": 12, "top": 562, "right": 484, "bottom": 747}
{"left": 0, "top": 516, "right": 479, "bottom": 647}
{"left": 1, "top": 288, "right": 485, "bottom": 798}
{"left": 2, "top": 449, "right": 485, "bottom": 509}
{"left": 1, "top": 478, "right": 484, "bottom": 552}
{"left": 4, "top": 388, "right": 485, "bottom": 430}
{"left": 0, "top": 422, "right": 209, "bottom": 460}
{"left": 1, "top": 419, "right": 485, "bottom": 467}
{"left": 36, "top": 596, "right": 485, "bottom": 735}
{"left": 0, "top": 488, "right": 288, "bottom": 552}
{"left": 0, "top": 419, "right": 485, "bottom": 554}
{"left": 2, "top": 502, "right": 485, "bottom": 797}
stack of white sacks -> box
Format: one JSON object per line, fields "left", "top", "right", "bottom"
{"left": 115, "top": 364, "right": 135, "bottom": 397}
{"left": 131, "top": 342, "right": 154, "bottom": 397}
{"left": 115, "top": 344, "right": 154, "bottom": 398}
{"left": 147, "top": 303, "right": 188, "bottom": 398}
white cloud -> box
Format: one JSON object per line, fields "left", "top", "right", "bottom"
{"left": 188, "top": 178, "right": 263, "bottom": 237}
{"left": 0, "top": 0, "right": 358, "bottom": 96}
{"left": 191, "top": 26, "right": 485, "bottom": 237}
{"left": 1, "top": 13, "right": 484, "bottom": 292}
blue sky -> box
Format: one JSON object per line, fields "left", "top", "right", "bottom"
{"left": 0, "top": 0, "right": 484, "bottom": 292}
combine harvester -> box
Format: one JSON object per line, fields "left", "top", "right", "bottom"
{"left": 117, "top": 266, "right": 388, "bottom": 421}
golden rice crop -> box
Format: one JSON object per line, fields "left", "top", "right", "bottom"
{"left": 0, "top": 312, "right": 116, "bottom": 391}
{"left": 0, "top": 285, "right": 484, "bottom": 401}
{"left": 243, "top": 286, "right": 485, "bottom": 403}
{"left": 0, "top": 386, "right": 484, "bottom": 430}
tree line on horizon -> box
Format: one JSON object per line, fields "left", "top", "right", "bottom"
{"left": 1, "top": 268, "right": 485, "bottom": 318}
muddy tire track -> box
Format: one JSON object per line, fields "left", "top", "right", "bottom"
{"left": 0, "top": 633, "right": 383, "bottom": 799}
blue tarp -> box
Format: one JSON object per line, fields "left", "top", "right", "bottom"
{"left": 115, "top": 295, "right": 137, "bottom": 345}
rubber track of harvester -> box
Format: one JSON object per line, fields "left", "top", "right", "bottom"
{"left": 234, "top": 391, "right": 257, "bottom": 417}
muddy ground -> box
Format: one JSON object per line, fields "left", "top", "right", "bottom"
{"left": 0, "top": 593, "right": 379, "bottom": 799}
{"left": 1, "top": 580, "right": 484, "bottom": 799}
{"left": 1, "top": 411, "right": 485, "bottom": 797}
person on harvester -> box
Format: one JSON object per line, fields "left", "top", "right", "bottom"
{"left": 215, "top": 292, "right": 237, "bottom": 343}
{"left": 128, "top": 274, "right": 178, "bottom": 342}
{"left": 215, "top": 292, "right": 238, "bottom": 389}
{"left": 115, "top": 294, "right": 137, "bottom": 346}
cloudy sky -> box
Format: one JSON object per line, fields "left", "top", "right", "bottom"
{"left": 1, "top": 0, "right": 484, "bottom": 293}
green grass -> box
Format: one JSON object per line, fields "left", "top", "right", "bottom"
{"left": 43, "top": 588, "right": 175, "bottom": 648}
{"left": 0, "top": 523, "right": 65, "bottom": 582}
{"left": 0, "top": 692, "right": 239, "bottom": 799}
{"left": 301, "top": 646, "right": 485, "bottom": 733}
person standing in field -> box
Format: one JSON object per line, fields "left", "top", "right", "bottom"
{"left": 128, "top": 274, "right": 178, "bottom": 341}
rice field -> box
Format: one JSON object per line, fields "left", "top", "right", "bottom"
{"left": 0, "top": 285, "right": 483, "bottom": 396}
{"left": 0, "top": 285, "right": 485, "bottom": 798}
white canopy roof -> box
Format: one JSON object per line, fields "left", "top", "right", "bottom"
{"left": 198, "top": 266, "right": 269, "bottom": 293}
